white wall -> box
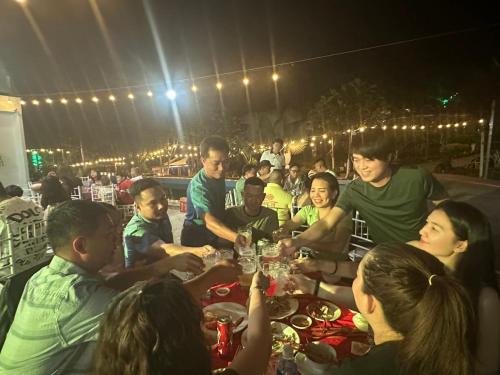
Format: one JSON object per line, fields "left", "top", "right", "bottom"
{"left": 0, "top": 96, "right": 30, "bottom": 187}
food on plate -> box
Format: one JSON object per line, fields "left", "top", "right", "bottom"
{"left": 290, "top": 314, "right": 312, "bottom": 330}
{"left": 304, "top": 342, "right": 336, "bottom": 364}
{"left": 266, "top": 296, "right": 290, "bottom": 317}
{"left": 307, "top": 301, "right": 338, "bottom": 321}
{"left": 271, "top": 330, "right": 297, "bottom": 352}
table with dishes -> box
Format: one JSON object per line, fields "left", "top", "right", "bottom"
{"left": 203, "top": 280, "right": 371, "bottom": 375}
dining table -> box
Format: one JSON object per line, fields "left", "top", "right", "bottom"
{"left": 204, "top": 280, "right": 370, "bottom": 374}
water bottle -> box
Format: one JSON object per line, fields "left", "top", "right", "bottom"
{"left": 276, "top": 344, "right": 298, "bottom": 375}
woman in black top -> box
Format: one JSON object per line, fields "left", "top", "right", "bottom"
{"left": 335, "top": 243, "right": 475, "bottom": 375}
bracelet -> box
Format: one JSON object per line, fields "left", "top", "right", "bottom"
{"left": 328, "top": 260, "right": 338, "bottom": 275}
{"left": 313, "top": 279, "right": 320, "bottom": 296}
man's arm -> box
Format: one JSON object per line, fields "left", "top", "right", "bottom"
{"left": 281, "top": 207, "right": 347, "bottom": 254}
{"left": 149, "top": 240, "right": 212, "bottom": 257}
{"left": 203, "top": 212, "right": 239, "bottom": 243}
{"left": 229, "top": 272, "right": 272, "bottom": 375}
{"left": 104, "top": 253, "right": 205, "bottom": 290}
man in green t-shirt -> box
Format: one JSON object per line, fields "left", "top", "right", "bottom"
{"left": 225, "top": 177, "right": 279, "bottom": 242}
{"left": 280, "top": 130, "right": 448, "bottom": 254}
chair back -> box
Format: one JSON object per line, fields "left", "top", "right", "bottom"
{"left": 91, "top": 185, "right": 116, "bottom": 205}
{"left": 70, "top": 186, "right": 82, "bottom": 200}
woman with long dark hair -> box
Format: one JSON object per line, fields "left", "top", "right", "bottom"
{"left": 94, "top": 272, "right": 271, "bottom": 375}
{"left": 40, "top": 176, "right": 70, "bottom": 219}
{"left": 336, "top": 242, "right": 475, "bottom": 375}
{"left": 409, "top": 200, "right": 499, "bottom": 373}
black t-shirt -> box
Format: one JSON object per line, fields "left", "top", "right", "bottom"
{"left": 334, "top": 341, "right": 400, "bottom": 375}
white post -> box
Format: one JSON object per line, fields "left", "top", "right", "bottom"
{"left": 484, "top": 100, "right": 496, "bottom": 179}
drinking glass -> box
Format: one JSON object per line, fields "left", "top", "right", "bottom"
{"left": 238, "top": 256, "right": 257, "bottom": 287}
{"left": 237, "top": 227, "right": 253, "bottom": 247}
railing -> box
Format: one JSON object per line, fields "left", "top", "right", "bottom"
{"left": 225, "top": 189, "right": 238, "bottom": 208}
{"left": 348, "top": 210, "right": 374, "bottom": 261}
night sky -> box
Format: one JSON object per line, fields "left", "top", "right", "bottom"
{"left": 1, "top": 0, "right": 499, "bottom": 153}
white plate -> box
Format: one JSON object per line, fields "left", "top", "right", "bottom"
{"left": 271, "top": 321, "right": 300, "bottom": 353}
{"left": 352, "top": 312, "right": 369, "bottom": 332}
{"left": 306, "top": 301, "right": 341, "bottom": 322}
{"left": 295, "top": 351, "right": 337, "bottom": 375}
{"left": 267, "top": 297, "right": 299, "bottom": 320}
{"left": 203, "top": 302, "right": 248, "bottom": 333}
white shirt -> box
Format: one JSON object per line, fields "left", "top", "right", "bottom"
{"left": 0, "top": 197, "right": 47, "bottom": 275}
{"left": 260, "top": 150, "right": 285, "bottom": 170}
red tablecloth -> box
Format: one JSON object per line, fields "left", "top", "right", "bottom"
{"left": 205, "top": 281, "right": 369, "bottom": 371}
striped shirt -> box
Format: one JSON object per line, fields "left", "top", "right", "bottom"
{"left": 0, "top": 256, "right": 118, "bottom": 374}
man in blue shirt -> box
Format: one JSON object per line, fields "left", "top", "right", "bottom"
{"left": 123, "top": 178, "right": 214, "bottom": 268}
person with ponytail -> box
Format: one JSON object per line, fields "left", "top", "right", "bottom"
{"left": 409, "top": 200, "right": 500, "bottom": 374}
{"left": 335, "top": 243, "right": 475, "bottom": 375}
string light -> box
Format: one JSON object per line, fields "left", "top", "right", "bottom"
{"left": 45, "top": 98, "right": 53, "bottom": 104}
{"left": 191, "top": 85, "right": 198, "bottom": 92}
{"left": 127, "top": 93, "right": 135, "bottom": 100}
{"left": 242, "top": 77, "right": 250, "bottom": 86}
{"left": 401, "top": 125, "right": 407, "bottom": 130}
{"left": 147, "top": 90, "right": 154, "bottom": 97}
{"left": 75, "top": 97, "right": 83, "bottom": 104}
{"left": 91, "top": 96, "right": 99, "bottom": 103}
{"left": 108, "top": 95, "right": 116, "bottom": 102}
{"left": 446, "top": 124, "right": 451, "bottom": 128}
{"left": 60, "top": 98, "right": 68, "bottom": 104}
{"left": 32, "top": 100, "right": 39, "bottom": 106}
{"left": 382, "top": 125, "right": 387, "bottom": 130}
{"left": 272, "top": 73, "right": 279, "bottom": 81}
{"left": 392, "top": 125, "right": 398, "bottom": 129}
{"left": 411, "top": 125, "right": 417, "bottom": 130}
{"left": 479, "top": 119, "right": 485, "bottom": 124}
{"left": 420, "top": 125, "right": 425, "bottom": 130}
{"left": 438, "top": 124, "right": 443, "bottom": 129}
{"left": 216, "top": 82, "right": 223, "bottom": 90}
{"left": 20, "top": 100, "right": 26, "bottom": 105}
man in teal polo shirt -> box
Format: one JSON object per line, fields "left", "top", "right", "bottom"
{"left": 123, "top": 178, "right": 214, "bottom": 268}
{"left": 0, "top": 200, "right": 241, "bottom": 374}
{"left": 181, "top": 136, "right": 247, "bottom": 248}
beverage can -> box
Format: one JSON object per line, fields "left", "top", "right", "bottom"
{"left": 217, "top": 315, "right": 233, "bottom": 359}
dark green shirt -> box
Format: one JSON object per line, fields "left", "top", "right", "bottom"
{"left": 335, "top": 341, "right": 400, "bottom": 375}
{"left": 335, "top": 166, "right": 447, "bottom": 244}
{"left": 224, "top": 205, "right": 279, "bottom": 241}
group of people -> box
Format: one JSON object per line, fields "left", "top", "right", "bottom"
{"left": 0, "top": 130, "right": 498, "bottom": 374}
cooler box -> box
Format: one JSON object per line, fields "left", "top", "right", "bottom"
{"left": 179, "top": 197, "right": 187, "bottom": 213}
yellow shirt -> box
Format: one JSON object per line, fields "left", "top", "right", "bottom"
{"left": 263, "top": 183, "right": 292, "bottom": 226}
